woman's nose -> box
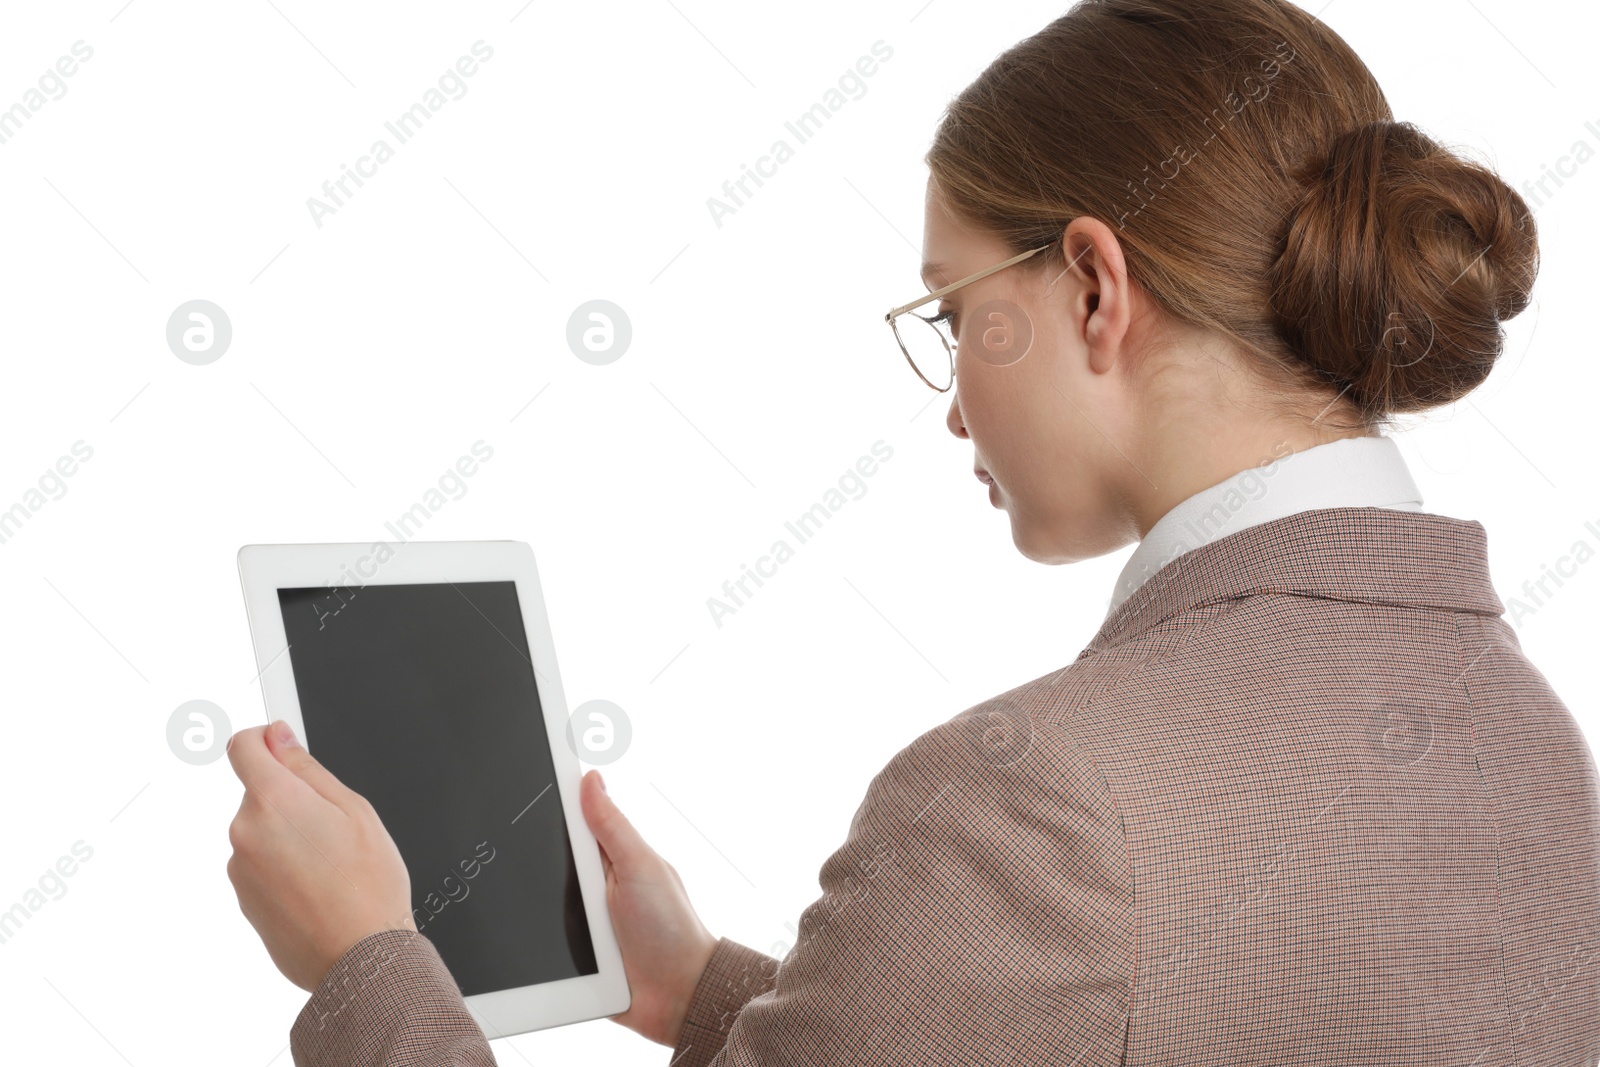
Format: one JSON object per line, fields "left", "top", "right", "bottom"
{"left": 946, "top": 389, "right": 968, "bottom": 439}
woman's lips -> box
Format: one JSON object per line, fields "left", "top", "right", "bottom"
{"left": 975, "top": 469, "right": 994, "bottom": 485}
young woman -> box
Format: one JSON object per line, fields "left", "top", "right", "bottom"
{"left": 225, "top": 1, "right": 1600, "bottom": 1063}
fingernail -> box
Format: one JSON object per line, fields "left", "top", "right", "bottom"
{"left": 596, "top": 771, "right": 607, "bottom": 794}
{"left": 273, "top": 719, "right": 300, "bottom": 748}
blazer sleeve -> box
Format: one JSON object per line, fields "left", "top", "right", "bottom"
{"left": 681, "top": 706, "right": 1135, "bottom": 1066}
{"left": 288, "top": 705, "right": 1134, "bottom": 1067}
{"left": 290, "top": 927, "right": 781, "bottom": 1067}
{"left": 290, "top": 927, "right": 495, "bottom": 1067}
{"left": 668, "top": 938, "right": 781, "bottom": 1067}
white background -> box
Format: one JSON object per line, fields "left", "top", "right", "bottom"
{"left": 0, "top": 0, "right": 1595, "bottom": 1063}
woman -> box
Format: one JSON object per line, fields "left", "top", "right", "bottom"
{"left": 225, "top": 0, "right": 1600, "bottom": 1063}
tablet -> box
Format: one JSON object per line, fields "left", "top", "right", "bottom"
{"left": 236, "top": 539, "right": 629, "bottom": 1037}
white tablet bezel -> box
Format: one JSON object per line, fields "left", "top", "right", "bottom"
{"left": 236, "top": 539, "right": 630, "bottom": 1037}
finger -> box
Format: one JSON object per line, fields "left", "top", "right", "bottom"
{"left": 227, "top": 725, "right": 317, "bottom": 810}
{"left": 580, "top": 773, "right": 620, "bottom": 878}
{"left": 580, "top": 770, "right": 650, "bottom": 870}
{"left": 263, "top": 720, "right": 367, "bottom": 817}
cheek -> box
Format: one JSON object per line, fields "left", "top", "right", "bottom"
{"left": 957, "top": 364, "right": 1036, "bottom": 465}
{"left": 956, "top": 308, "right": 1065, "bottom": 453}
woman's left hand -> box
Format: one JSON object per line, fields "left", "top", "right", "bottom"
{"left": 225, "top": 720, "right": 415, "bottom": 991}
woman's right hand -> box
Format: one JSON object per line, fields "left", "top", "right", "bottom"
{"left": 579, "top": 769, "right": 718, "bottom": 1048}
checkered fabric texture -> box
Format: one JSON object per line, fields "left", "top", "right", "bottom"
{"left": 289, "top": 507, "right": 1600, "bottom": 1066}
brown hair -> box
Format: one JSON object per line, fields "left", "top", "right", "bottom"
{"left": 926, "top": 0, "right": 1538, "bottom": 428}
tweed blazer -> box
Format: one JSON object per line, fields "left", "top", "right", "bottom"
{"left": 287, "top": 506, "right": 1600, "bottom": 1066}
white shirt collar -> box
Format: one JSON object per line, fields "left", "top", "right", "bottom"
{"left": 1106, "top": 435, "right": 1424, "bottom": 618}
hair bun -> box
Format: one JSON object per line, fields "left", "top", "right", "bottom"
{"left": 1268, "top": 119, "right": 1539, "bottom": 417}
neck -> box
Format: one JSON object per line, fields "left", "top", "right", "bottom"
{"left": 1126, "top": 419, "right": 1374, "bottom": 539}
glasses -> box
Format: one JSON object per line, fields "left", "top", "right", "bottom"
{"left": 885, "top": 241, "right": 1056, "bottom": 392}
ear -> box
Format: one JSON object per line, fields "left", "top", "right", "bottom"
{"left": 1056, "top": 217, "right": 1133, "bottom": 375}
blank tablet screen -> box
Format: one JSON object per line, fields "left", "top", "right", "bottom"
{"left": 276, "top": 579, "right": 598, "bottom": 997}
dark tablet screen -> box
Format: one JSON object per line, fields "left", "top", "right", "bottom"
{"left": 276, "top": 579, "right": 598, "bottom": 997}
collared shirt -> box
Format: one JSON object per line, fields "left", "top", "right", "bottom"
{"left": 1106, "top": 434, "right": 1425, "bottom": 618}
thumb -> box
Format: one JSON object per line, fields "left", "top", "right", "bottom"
{"left": 580, "top": 770, "right": 651, "bottom": 870}
{"left": 265, "top": 719, "right": 364, "bottom": 816}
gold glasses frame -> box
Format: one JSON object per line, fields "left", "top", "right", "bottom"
{"left": 884, "top": 241, "right": 1057, "bottom": 392}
